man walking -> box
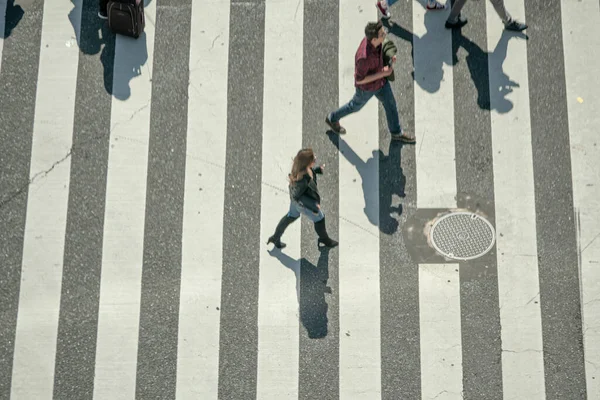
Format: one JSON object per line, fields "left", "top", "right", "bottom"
{"left": 445, "top": 0, "right": 527, "bottom": 31}
{"left": 326, "top": 21, "right": 415, "bottom": 143}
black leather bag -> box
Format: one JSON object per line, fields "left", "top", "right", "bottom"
{"left": 108, "top": 0, "right": 145, "bottom": 39}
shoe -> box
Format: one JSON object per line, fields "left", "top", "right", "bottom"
{"left": 98, "top": 11, "right": 108, "bottom": 20}
{"left": 325, "top": 116, "right": 346, "bottom": 134}
{"left": 318, "top": 236, "right": 339, "bottom": 248}
{"left": 391, "top": 132, "right": 416, "bottom": 143}
{"left": 504, "top": 19, "right": 527, "bottom": 31}
{"left": 426, "top": 0, "right": 445, "bottom": 10}
{"left": 445, "top": 15, "right": 468, "bottom": 29}
{"left": 376, "top": 1, "right": 391, "bottom": 19}
{"left": 267, "top": 236, "right": 286, "bottom": 249}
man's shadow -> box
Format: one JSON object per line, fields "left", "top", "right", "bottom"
{"left": 2, "top": 0, "right": 24, "bottom": 39}
{"left": 69, "top": 0, "right": 150, "bottom": 100}
{"left": 327, "top": 133, "right": 405, "bottom": 235}
{"left": 384, "top": 8, "right": 527, "bottom": 113}
{"left": 455, "top": 29, "right": 525, "bottom": 113}
{"left": 268, "top": 248, "right": 331, "bottom": 339}
{"left": 379, "top": 140, "right": 405, "bottom": 234}
{"left": 385, "top": 3, "right": 451, "bottom": 94}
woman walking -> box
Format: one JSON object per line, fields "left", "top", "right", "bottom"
{"left": 267, "top": 148, "right": 339, "bottom": 249}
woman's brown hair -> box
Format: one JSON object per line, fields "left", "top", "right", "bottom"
{"left": 288, "top": 148, "right": 315, "bottom": 183}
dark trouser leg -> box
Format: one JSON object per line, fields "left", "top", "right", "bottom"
{"left": 447, "top": 0, "right": 467, "bottom": 23}
{"left": 374, "top": 81, "right": 402, "bottom": 134}
{"left": 329, "top": 87, "right": 374, "bottom": 123}
{"left": 489, "top": 0, "right": 511, "bottom": 23}
{"left": 267, "top": 215, "right": 299, "bottom": 249}
{"left": 314, "top": 216, "right": 338, "bottom": 248}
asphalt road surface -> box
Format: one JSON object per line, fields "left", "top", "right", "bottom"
{"left": 0, "top": 0, "right": 598, "bottom": 399}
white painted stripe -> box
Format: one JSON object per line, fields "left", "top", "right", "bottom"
{"left": 413, "top": 4, "right": 456, "bottom": 209}
{"left": 561, "top": 1, "right": 600, "bottom": 397}
{"left": 486, "top": 3, "right": 546, "bottom": 398}
{"left": 175, "top": 0, "right": 229, "bottom": 398}
{"left": 419, "top": 264, "right": 463, "bottom": 400}
{"left": 0, "top": 0, "right": 6, "bottom": 73}
{"left": 338, "top": 1, "right": 381, "bottom": 398}
{"left": 10, "top": 1, "right": 81, "bottom": 398}
{"left": 412, "top": 4, "right": 462, "bottom": 398}
{"left": 93, "top": 3, "right": 156, "bottom": 398}
{"left": 256, "top": 0, "right": 303, "bottom": 397}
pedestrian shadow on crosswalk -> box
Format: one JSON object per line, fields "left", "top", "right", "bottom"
{"left": 268, "top": 248, "right": 331, "bottom": 339}
{"left": 454, "top": 30, "right": 527, "bottom": 114}
{"left": 378, "top": 141, "right": 405, "bottom": 235}
{"left": 328, "top": 133, "right": 405, "bottom": 235}
{"left": 384, "top": 13, "right": 527, "bottom": 114}
{"left": 69, "top": 0, "right": 151, "bottom": 100}
{"left": 1, "top": 0, "right": 24, "bottom": 39}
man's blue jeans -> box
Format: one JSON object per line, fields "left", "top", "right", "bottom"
{"left": 329, "top": 81, "right": 402, "bottom": 134}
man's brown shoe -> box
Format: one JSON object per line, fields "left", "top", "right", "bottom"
{"left": 325, "top": 116, "right": 346, "bottom": 134}
{"left": 391, "top": 133, "right": 416, "bottom": 143}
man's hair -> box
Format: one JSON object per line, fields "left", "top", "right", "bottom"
{"left": 365, "top": 21, "right": 383, "bottom": 41}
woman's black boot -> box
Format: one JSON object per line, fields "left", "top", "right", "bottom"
{"left": 314, "top": 217, "right": 339, "bottom": 248}
{"left": 267, "top": 215, "right": 298, "bottom": 249}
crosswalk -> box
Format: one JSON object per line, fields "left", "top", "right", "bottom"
{"left": 1, "top": 0, "right": 599, "bottom": 399}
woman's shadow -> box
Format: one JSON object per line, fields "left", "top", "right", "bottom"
{"left": 327, "top": 133, "right": 406, "bottom": 235}
{"left": 384, "top": 4, "right": 527, "bottom": 113}
{"left": 268, "top": 248, "right": 332, "bottom": 339}
{"left": 69, "top": 0, "right": 150, "bottom": 100}
{"left": 2, "top": 0, "right": 24, "bottom": 39}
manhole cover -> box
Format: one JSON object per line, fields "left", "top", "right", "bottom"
{"left": 430, "top": 212, "right": 496, "bottom": 260}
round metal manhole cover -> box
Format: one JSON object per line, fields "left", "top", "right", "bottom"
{"left": 430, "top": 212, "right": 496, "bottom": 260}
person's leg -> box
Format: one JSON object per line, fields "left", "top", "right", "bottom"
{"left": 266, "top": 203, "right": 300, "bottom": 249}
{"left": 296, "top": 204, "right": 338, "bottom": 248}
{"left": 375, "top": 81, "right": 416, "bottom": 142}
{"left": 490, "top": 0, "right": 527, "bottom": 31}
{"left": 374, "top": 81, "right": 401, "bottom": 134}
{"left": 326, "top": 87, "right": 374, "bottom": 134}
{"left": 329, "top": 88, "right": 373, "bottom": 122}
{"left": 312, "top": 214, "right": 338, "bottom": 248}
{"left": 445, "top": 0, "right": 468, "bottom": 27}
{"left": 303, "top": 207, "right": 324, "bottom": 223}
{"left": 489, "top": 0, "right": 511, "bottom": 22}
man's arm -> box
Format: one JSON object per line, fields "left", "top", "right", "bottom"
{"left": 355, "top": 59, "right": 393, "bottom": 85}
